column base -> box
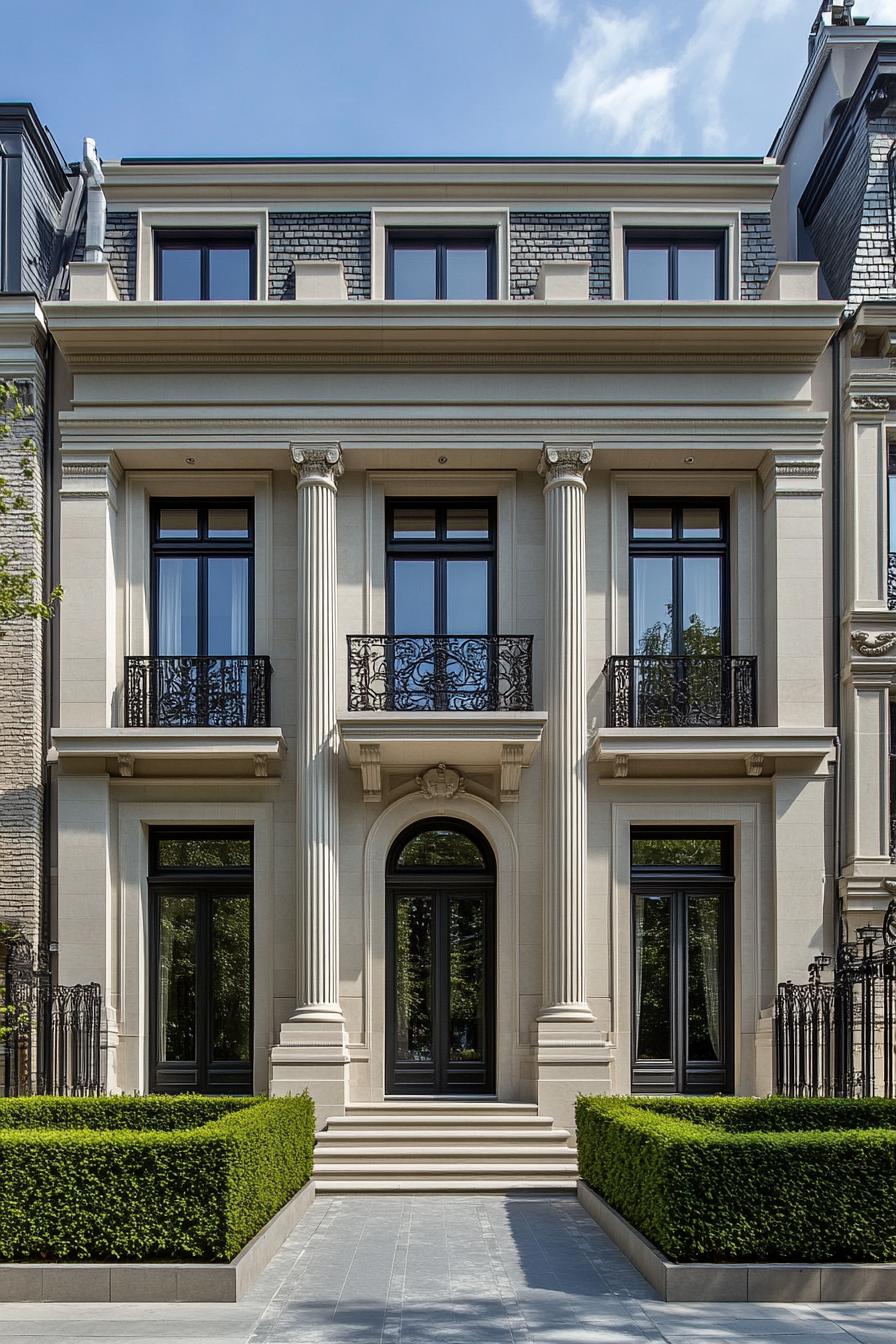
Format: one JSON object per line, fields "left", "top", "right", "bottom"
{"left": 533, "top": 1019, "right": 614, "bottom": 1135}
{"left": 269, "top": 1018, "right": 350, "bottom": 1123}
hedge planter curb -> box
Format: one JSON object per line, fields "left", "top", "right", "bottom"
{"left": 0, "top": 1179, "right": 315, "bottom": 1303}
{"left": 578, "top": 1181, "right": 896, "bottom": 1303}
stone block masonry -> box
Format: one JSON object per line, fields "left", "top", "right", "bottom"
{"left": 269, "top": 214, "right": 371, "bottom": 299}
{"left": 509, "top": 212, "right": 611, "bottom": 300}
{"left": 0, "top": 367, "right": 45, "bottom": 943}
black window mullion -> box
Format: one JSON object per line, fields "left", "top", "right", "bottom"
{"left": 436, "top": 244, "right": 447, "bottom": 301}
{"left": 669, "top": 245, "right": 677, "bottom": 301}
{"left": 201, "top": 247, "right": 209, "bottom": 302}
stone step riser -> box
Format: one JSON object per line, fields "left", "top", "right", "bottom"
{"left": 314, "top": 1147, "right": 577, "bottom": 1160}
{"left": 314, "top": 1130, "right": 572, "bottom": 1144}
{"left": 315, "top": 1180, "right": 578, "bottom": 1193}
{"left": 315, "top": 1158, "right": 578, "bottom": 1170}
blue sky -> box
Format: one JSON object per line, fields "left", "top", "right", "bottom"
{"left": 11, "top": 0, "right": 896, "bottom": 164}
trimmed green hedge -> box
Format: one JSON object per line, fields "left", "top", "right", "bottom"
{"left": 576, "top": 1095, "right": 896, "bottom": 1264}
{"left": 0, "top": 1093, "right": 315, "bottom": 1263}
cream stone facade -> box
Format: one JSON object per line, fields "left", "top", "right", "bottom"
{"left": 34, "top": 150, "right": 849, "bottom": 1134}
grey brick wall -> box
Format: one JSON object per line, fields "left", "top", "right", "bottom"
{"left": 70, "top": 212, "right": 138, "bottom": 300}
{"left": 509, "top": 212, "right": 611, "bottom": 300}
{"left": 739, "top": 213, "right": 777, "bottom": 299}
{"left": 0, "top": 366, "right": 45, "bottom": 942}
{"left": 268, "top": 212, "right": 371, "bottom": 299}
{"left": 106, "top": 213, "right": 138, "bottom": 300}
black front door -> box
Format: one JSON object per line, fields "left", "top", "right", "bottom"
{"left": 386, "top": 821, "right": 495, "bottom": 1095}
{"left": 631, "top": 828, "right": 734, "bottom": 1094}
{"left": 148, "top": 828, "right": 253, "bottom": 1094}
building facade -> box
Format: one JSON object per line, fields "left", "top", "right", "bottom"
{"left": 38, "top": 151, "right": 843, "bottom": 1132}
{"left": 13, "top": 5, "right": 896, "bottom": 1150}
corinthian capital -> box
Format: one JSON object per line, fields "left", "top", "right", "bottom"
{"left": 290, "top": 443, "right": 344, "bottom": 488}
{"left": 538, "top": 444, "right": 593, "bottom": 489}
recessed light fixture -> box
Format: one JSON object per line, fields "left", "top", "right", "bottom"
{"left": 684, "top": 456, "right": 695, "bottom": 464}
{"left": 185, "top": 456, "right": 196, "bottom": 465}
{"left": 438, "top": 456, "right": 448, "bottom": 464}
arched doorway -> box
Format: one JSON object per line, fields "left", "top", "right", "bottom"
{"left": 385, "top": 819, "right": 496, "bottom": 1095}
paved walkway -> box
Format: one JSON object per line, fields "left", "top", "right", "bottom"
{"left": 5, "top": 1195, "right": 896, "bottom": 1343}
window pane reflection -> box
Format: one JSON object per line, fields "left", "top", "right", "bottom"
{"left": 632, "top": 507, "right": 673, "bottom": 539}
{"left": 445, "top": 247, "right": 489, "bottom": 299}
{"left": 392, "top": 508, "right": 437, "bottom": 540}
{"left": 211, "top": 896, "right": 251, "bottom": 1062}
{"left": 158, "top": 895, "right": 197, "bottom": 1062}
{"left": 394, "top": 896, "right": 433, "bottom": 1061}
{"left": 682, "top": 556, "right": 722, "bottom": 655}
{"left": 158, "top": 508, "right": 199, "bottom": 539}
{"left": 632, "top": 556, "right": 673, "bottom": 654}
{"left": 446, "top": 560, "right": 489, "bottom": 635}
{"left": 677, "top": 248, "right": 718, "bottom": 301}
{"left": 392, "top": 560, "right": 435, "bottom": 634}
{"left": 157, "top": 557, "right": 198, "bottom": 656}
{"left": 160, "top": 249, "right": 201, "bottom": 300}
{"left": 208, "top": 248, "right": 252, "bottom": 300}
{"left": 687, "top": 893, "right": 722, "bottom": 1062}
{"left": 449, "top": 897, "right": 484, "bottom": 1061}
{"left": 208, "top": 507, "right": 250, "bottom": 539}
{"left": 681, "top": 507, "right": 721, "bottom": 539}
{"left": 446, "top": 508, "right": 491, "bottom": 539}
{"left": 208, "top": 557, "right": 250, "bottom": 655}
{"left": 392, "top": 247, "right": 437, "bottom": 299}
{"left": 627, "top": 248, "right": 669, "bottom": 300}
{"left": 634, "top": 893, "right": 671, "bottom": 1060}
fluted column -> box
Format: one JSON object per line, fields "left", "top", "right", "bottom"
{"left": 539, "top": 444, "right": 593, "bottom": 1022}
{"left": 291, "top": 443, "right": 343, "bottom": 1022}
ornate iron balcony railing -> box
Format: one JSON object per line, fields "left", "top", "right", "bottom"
{"left": 347, "top": 635, "right": 533, "bottom": 712}
{"left": 124, "top": 655, "right": 272, "bottom": 728}
{"left": 888, "top": 553, "right": 896, "bottom": 611}
{"left": 603, "top": 654, "right": 758, "bottom": 729}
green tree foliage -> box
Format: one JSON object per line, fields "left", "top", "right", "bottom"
{"left": 0, "top": 380, "right": 61, "bottom": 632}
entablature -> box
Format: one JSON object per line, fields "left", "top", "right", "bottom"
{"left": 44, "top": 298, "right": 843, "bottom": 368}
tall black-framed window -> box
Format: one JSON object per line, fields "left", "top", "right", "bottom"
{"left": 154, "top": 230, "right": 257, "bottom": 300}
{"left": 386, "top": 230, "right": 497, "bottom": 299}
{"left": 151, "top": 500, "right": 254, "bottom": 658}
{"left": 630, "top": 828, "right": 734, "bottom": 1095}
{"left": 386, "top": 498, "right": 496, "bottom": 637}
{"left": 625, "top": 229, "right": 727, "bottom": 300}
{"left": 386, "top": 819, "right": 496, "bottom": 1095}
{"left": 148, "top": 827, "right": 253, "bottom": 1094}
{"left": 629, "top": 499, "right": 729, "bottom": 657}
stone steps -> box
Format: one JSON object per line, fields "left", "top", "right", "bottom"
{"left": 313, "top": 1101, "right": 577, "bottom": 1193}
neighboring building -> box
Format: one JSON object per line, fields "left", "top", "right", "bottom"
{"left": 0, "top": 106, "right": 75, "bottom": 946}
{"left": 772, "top": 6, "right": 896, "bottom": 951}
{"left": 42, "top": 147, "right": 841, "bottom": 1160}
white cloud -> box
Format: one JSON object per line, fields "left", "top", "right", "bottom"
{"left": 554, "top": 11, "right": 677, "bottom": 152}
{"left": 869, "top": 0, "right": 896, "bottom": 22}
{"left": 552, "top": 0, "right": 799, "bottom": 154}
{"left": 528, "top": 0, "right": 563, "bottom": 26}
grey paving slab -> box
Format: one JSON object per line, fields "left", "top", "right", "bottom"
{"left": 3, "top": 1196, "right": 896, "bottom": 1342}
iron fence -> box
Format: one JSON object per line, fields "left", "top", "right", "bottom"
{"left": 775, "top": 901, "right": 896, "bottom": 1098}
{"left": 2, "top": 936, "right": 102, "bottom": 1097}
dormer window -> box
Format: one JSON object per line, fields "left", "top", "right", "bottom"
{"left": 625, "top": 229, "right": 727, "bottom": 300}
{"left": 154, "top": 230, "right": 257, "bottom": 300}
{"left": 386, "top": 229, "right": 497, "bottom": 300}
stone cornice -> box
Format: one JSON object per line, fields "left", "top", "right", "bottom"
{"left": 0, "top": 295, "right": 47, "bottom": 374}
{"left": 55, "top": 413, "right": 832, "bottom": 450}
{"left": 44, "top": 299, "right": 843, "bottom": 366}
{"left": 101, "top": 156, "right": 780, "bottom": 206}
